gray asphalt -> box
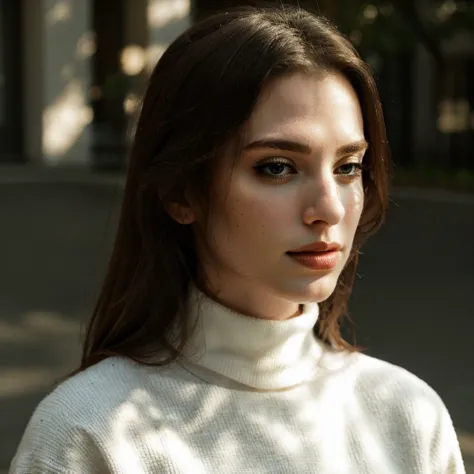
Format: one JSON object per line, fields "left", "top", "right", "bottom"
{"left": 1, "top": 171, "right": 473, "bottom": 471}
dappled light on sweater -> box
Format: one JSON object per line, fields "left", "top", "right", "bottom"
{"left": 22, "top": 354, "right": 459, "bottom": 473}
{"left": 9, "top": 287, "right": 466, "bottom": 473}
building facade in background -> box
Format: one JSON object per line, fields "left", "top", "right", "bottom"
{"left": 0, "top": 0, "right": 192, "bottom": 169}
{"left": 0, "top": 0, "right": 472, "bottom": 170}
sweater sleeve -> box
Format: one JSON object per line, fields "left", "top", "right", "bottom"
{"left": 9, "top": 396, "right": 109, "bottom": 474}
{"left": 399, "top": 375, "right": 466, "bottom": 474}
{"left": 357, "top": 356, "right": 466, "bottom": 474}
{"left": 429, "top": 398, "right": 465, "bottom": 474}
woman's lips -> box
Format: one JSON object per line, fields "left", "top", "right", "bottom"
{"left": 287, "top": 250, "right": 340, "bottom": 270}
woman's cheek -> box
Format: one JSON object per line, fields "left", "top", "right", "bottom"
{"left": 343, "top": 182, "right": 364, "bottom": 228}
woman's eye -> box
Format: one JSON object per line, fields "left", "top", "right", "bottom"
{"left": 254, "top": 160, "right": 296, "bottom": 179}
{"left": 335, "top": 162, "right": 363, "bottom": 177}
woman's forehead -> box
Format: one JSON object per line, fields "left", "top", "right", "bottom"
{"left": 245, "top": 72, "right": 364, "bottom": 147}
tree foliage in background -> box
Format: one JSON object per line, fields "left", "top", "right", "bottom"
{"left": 315, "top": 0, "right": 474, "bottom": 65}
{"left": 198, "top": 0, "right": 474, "bottom": 62}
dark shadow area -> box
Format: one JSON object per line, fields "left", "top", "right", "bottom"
{"left": 0, "top": 181, "right": 120, "bottom": 469}
{"left": 351, "top": 194, "right": 474, "bottom": 430}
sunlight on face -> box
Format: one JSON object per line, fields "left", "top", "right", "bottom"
{"left": 195, "top": 72, "right": 366, "bottom": 320}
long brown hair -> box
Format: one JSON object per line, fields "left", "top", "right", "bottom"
{"left": 78, "top": 4, "right": 390, "bottom": 373}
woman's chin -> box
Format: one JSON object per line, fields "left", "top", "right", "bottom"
{"left": 278, "top": 274, "right": 339, "bottom": 304}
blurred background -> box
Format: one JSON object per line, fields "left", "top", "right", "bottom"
{"left": 0, "top": 0, "right": 473, "bottom": 471}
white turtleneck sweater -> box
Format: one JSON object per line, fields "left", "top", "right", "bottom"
{"left": 10, "top": 289, "right": 465, "bottom": 473}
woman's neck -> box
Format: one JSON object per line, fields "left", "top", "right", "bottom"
{"left": 182, "top": 285, "right": 324, "bottom": 390}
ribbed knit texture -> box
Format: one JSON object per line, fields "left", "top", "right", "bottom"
{"left": 183, "top": 286, "right": 323, "bottom": 390}
{"left": 10, "top": 288, "right": 465, "bottom": 473}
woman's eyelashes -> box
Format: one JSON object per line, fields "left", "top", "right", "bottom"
{"left": 334, "top": 162, "right": 364, "bottom": 179}
{"left": 253, "top": 157, "right": 365, "bottom": 181}
{"left": 253, "top": 157, "right": 296, "bottom": 180}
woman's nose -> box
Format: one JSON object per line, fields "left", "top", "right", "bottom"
{"left": 302, "top": 178, "right": 345, "bottom": 227}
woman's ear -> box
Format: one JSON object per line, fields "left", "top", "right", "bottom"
{"left": 165, "top": 202, "right": 196, "bottom": 225}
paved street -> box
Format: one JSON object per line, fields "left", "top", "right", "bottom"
{"left": 1, "top": 168, "right": 473, "bottom": 471}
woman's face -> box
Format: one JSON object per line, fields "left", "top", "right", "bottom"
{"left": 191, "top": 72, "right": 366, "bottom": 320}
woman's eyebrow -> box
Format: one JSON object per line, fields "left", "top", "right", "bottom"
{"left": 243, "top": 139, "right": 312, "bottom": 154}
{"left": 242, "top": 138, "right": 369, "bottom": 156}
{"left": 336, "top": 139, "right": 369, "bottom": 157}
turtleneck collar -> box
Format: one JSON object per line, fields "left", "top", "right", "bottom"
{"left": 182, "top": 285, "right": 324, "bottom": 391}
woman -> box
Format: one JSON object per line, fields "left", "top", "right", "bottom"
{"left": 11, "top": 5, "right": 464, "bottom": 473}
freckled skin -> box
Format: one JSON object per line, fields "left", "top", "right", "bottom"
{"left": 191, "top": 72, "right": 366, "bottom": 320}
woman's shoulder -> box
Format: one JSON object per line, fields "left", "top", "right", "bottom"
{"left": 320, "top": 347, "right": 455, "bottom": 431}
{"left": 352, "top": 352, "right": 464, "bottom": 469}
{"left": 336, "top": 350, "right": 460, "bottom": 444}
{"left": 316, "top": 349, "right": 465, "bottom": 471}
{"left": 10, "top": 357, "right": 186, "bottom": 472}
{"left": 359, "top": 352, "right": 443, "bottom": 397}
{"left": 336, "top": 350, "right": 447, "bottom": 411}
{"left": 20, "top": 357, "right": 156, "bottom": 434}
{"left": 31, "top": 356, "right": 185, "bottom": 423}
